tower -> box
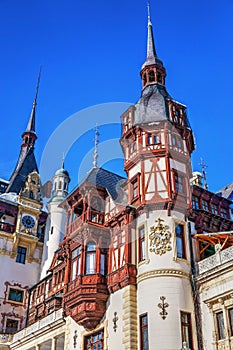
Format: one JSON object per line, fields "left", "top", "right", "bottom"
{"left": 0, "top": 73, "right": 47, "bottom": 340}
{"left": 40, "top": 159, "right": 70, "bottom": 279}
{"left": 6, "top": 69, "right": 41, "bottom": 195}
{"left": 119, "top": 5, "right": 197, "bottom": 349}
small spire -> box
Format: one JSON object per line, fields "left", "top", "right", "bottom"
{"left": 146, "top": 1, "right": 157, "bottom": 61}
{"left": 26, "top": 66, "right": 42, "bottom": 133}
{"left": 147, "top": 0, "right": 152, "bottom": 26}
{"left": 93, "top": 124, "right": 99, "bottom": 168}
{"left": 141, "top": 1, "right": 164, "bottom": 70}
{"left": 200, "top": 158, "right": 208, "bottom": 190}
{"left": 61, "top": 152, "right": 65, "bottom": 169}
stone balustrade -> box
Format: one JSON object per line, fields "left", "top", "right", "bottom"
{"left": 197, "top": 245, "right": 233, "bottom": 274}
{"left": 13, "top": 308, "right": 63, "bottom": 342}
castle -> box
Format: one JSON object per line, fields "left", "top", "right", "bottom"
{"left": 0, "top": 4, "right": 233, "bottom": 350}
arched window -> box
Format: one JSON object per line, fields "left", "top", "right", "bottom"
{"left": 157, "top": 72, "right": 162, "bottom": 84}
{"left": 85, "top": 242, "right": 96, "bottom": 274}
{"left": 58, "top": 181, "right": 62, "bottom": 190}
{"left": 148, "top": 70, "right": 155, "bottom": 82}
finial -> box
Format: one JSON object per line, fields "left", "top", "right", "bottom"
{"left": 200, "top": 158, "right": 208, "bottom": 190}
{"left": 33, "top": 66, "right": 42, "bottom": 106}
{"left": 147, "top": 0, "right": 152, "bottom": 25}
{"left": 93, "top": 124, "right": 99, "bottom": 168}
{"left": 61, "top": 152, "right": 65, "bottom": 169}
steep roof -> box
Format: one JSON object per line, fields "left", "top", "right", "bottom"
{"left": 70, "top": 167, "right": 126, "bottom": 201}
{"left": 6, "top": 146, "right": 38, "bottom": 194}
{"left": 217, "top": 182, "right": 233, "bottom": 201}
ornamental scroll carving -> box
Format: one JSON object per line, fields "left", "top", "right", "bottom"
{"left": 149, "top": 218, "right": 172, "bottom": 255}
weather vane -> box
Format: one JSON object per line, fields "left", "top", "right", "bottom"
{"left": 200, "top": 158, "right": 208, "bottom": 190}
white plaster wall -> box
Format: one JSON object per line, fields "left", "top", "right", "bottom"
{"left": 137, "top": 277, "right": 196, "bottom": 350}
{"left": 170, "top": 159, "right": 186, "bottom": 173}
{"left": 40, "top": 202, "right": 66, "bottom": 279}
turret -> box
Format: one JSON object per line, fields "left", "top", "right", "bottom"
{"left": 40, "top": 159, "right": 70, "bottom": 279}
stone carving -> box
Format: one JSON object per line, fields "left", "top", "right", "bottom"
{"left": 158, "top": 296, "right": 169, "bottom": 320}
{"left": 149, "top": 218, "right": 172, "bottom": 255}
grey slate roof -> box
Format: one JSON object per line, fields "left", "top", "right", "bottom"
{"left": 72, "top": 167, "right": 126, "bottom": 202}
{"left": 217, "top": 182, "right": 233, "bottom": 201}
{"left": 6, "top": 146, "right": 38, "bottom": 194}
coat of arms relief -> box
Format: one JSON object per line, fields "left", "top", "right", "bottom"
{"left": 149, "top": 218, "right": 172, "bottom": 255}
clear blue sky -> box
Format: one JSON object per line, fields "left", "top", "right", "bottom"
{"left": 0, "top": 0, "right": 232, "bottom": 192}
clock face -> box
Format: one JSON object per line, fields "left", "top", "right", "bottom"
{"left": 22, "top": 215, "right": 35, "bottom": 229}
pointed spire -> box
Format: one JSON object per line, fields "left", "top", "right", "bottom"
{"left": 142, "top": 2, "right": 163, "bottom": 69}
{"left": 146, "top": 1, "right": 157, "bottom": 60}
{"left": 26, "top": 66, "right": 42, "bottom": 133}
{"left": 93, "top": 124, "right": 99, "bottom": 168}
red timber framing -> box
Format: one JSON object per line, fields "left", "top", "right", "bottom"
{"left": 120, "top": 107, "right": 193, "bottom": 216}
{"left": 189, "top": 185, "right": 233, "bottom": 235}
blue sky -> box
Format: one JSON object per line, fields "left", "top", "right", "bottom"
{"left": 0, "top": 0, "right": 233, "bottom": 192}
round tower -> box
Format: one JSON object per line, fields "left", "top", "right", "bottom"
{"left": 40, "top": 161, "right": 70, "bottom": 279}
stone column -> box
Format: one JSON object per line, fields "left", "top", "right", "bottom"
{"left": 51, "top": 337, "right": 57, "bottom": 350}
{"left": 35, "top": 345, "right": 40, "bottom": 350}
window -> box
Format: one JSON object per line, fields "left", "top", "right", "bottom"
{"left": 148, "top": 70, "right": 155, "bottom": 82}
{"left": 216, "top": 311, "right": 225, "bottom": 340}
{"left": 72, "top": 246, "right": 82, "bottom": 280}
{"left": 202, "top": 200, "right": 209, "bottom": 211}
{"left": 228, "top": 308, "right": 233, "bottom": 336}
{"left": 157, "top": 72, "right": 162, "bottom": 84}
{"left": 5, "top": 319, "right": 19, "bottom": 334}
{"left": 181, "top": 312, "right": 193, "bottom": 349}
{"left": 192, "top": 196, "right": 199, "bottom": 210}
{"left": 16, "top": 246, "right": 27, "bottom": 264}
{"left": 174, "top": 172, "right": 184, "bottom": 194}
{"left": 85, "top": 242, "right": 96, "bottom": 274}
{"left": 175, "top": 224, "right": 186, "bottom": 259}
{"left": 140, "top": 314, "right": 149, "bottom": 350}
{"left": 8, "top": 288, "right": 24, "bottom": 303}
{"left": 58, "top": 181, "right": 62, "bottom": 190}
{"left": 147, "top": 133, "right": 159, "bottom": 145}
{"left": 50, "top": 226, "right": 54, "bottom": 235}
{"left": 100, "top": 249, "right": 107, "bottom": 275}
{"left": 138, "top": 226, "right": 146, "bottom": 262}
{"left": 211, "top": 204, "right": 218, "bottom": 215}
{"left": 84, "top": 329, "right": 104, "bottom": 350}
{"left": 131, "top": 178, "right": 139, "bottom": 200}
{"left": 220, "top": 207, "right": 228, "bottom": 218}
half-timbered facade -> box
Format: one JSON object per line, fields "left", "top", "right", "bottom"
{"left": 7, "top": 5, "right": 233, "bottom": 350}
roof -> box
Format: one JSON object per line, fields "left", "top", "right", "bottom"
{"left": 217, "top": 182, "right": 233, "bottom": 201}
{"left": 6, "top": 146, "right": 38, "bottom": 194}
{"left": 71, "top": 167, "right": 126, "bottom": 201}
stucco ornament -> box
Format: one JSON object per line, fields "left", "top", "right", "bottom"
{"left": 149, "top": 218, "right": 172, "bottom": 255}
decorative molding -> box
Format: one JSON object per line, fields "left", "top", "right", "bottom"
{"left": 158, "top": 296, "right": 169, "bottom": 320}
{"left": 137, "top": 268, "right": 190, "bottom": 283}
{"left": 73, "top": 330, "right": 78, "bottom": 348}
{"left": 149, "top": 218, "right": 172, "bottom": 255}
{"left": 112, "top": 312, "right": 118, "bottom": 332}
